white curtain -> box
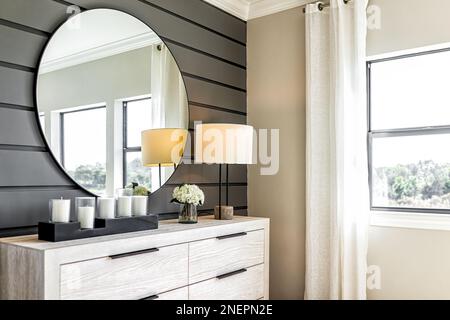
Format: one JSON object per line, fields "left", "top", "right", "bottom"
{"left": 305, "top": 0, "right": 369, "bottom": 300}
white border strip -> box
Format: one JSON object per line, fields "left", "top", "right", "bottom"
{"left": 203, "top": 0, "right": 311, "bottom": 21}
{"left": 371, "top": 211, "right": 450, "bottom": 232}
{"left": 204, "top": 0, "right": 250, "bottom": 20}
{"left": 40, "top": 32, "right": 160, "bottom": 74}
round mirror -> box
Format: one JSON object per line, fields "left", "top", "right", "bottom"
{"left": 36, "top": 9, "right": 189, "bottom": 197}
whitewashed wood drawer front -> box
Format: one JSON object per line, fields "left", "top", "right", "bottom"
{"left": 189, "top": 264, "right": 265, "bottom": 300}
{"left": 0, "top": 217, "right": 269, "bottom": 300}
{"left": 155, "top": 287, "right": 189, "bottom": 300}
{"left": 60, "top": 244, "right": 188, "bottom": 300}
{"left": 189, "top": 230, "right": 265, "bottom": 284}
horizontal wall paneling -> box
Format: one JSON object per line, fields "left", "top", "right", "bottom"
{"left": 142, "top": 0, "right": 246, "bottom": 44}
{"left": 0, "top": 0, "right": 247, "bottom": 235}
{"left": 0, "top": 108, "right": 44, "bottom": 147}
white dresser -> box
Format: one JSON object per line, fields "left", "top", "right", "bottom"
{"left": 0, "top": 216, "right": 269, "bottom": 300}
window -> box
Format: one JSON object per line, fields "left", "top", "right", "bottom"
{"left": 368, "top": 48, "right": 450, "bottom": 212}
{"left": 123, "top": 98, "right": 156, "bottom": 191}
{"left": 61, "top": 106, "right": 106, "bottom": 195}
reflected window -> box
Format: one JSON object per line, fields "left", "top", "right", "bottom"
{"left": 61, "top": 106, "right": 106, "bottom": 195}
{"left": 123, "top": 98, "right": 153, "bottom": 190}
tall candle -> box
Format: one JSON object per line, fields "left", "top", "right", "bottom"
{"left": 78, "top": 207, "right": 95, "bottom": 229}
{"left": 132, "top": 196, "right": 148, "bottom": 216}
{"left": 51, "top": 199, "right": 71, "bottom": 223}
{"left": 98, "top": 198, "right": 115, "bottom": 219}
{"left": 118, "top": 196, "right": 132, "bottom": 217}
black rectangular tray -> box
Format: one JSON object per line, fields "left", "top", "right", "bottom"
{"left": 38, "top": 215, "right": 159, "bottom": 242}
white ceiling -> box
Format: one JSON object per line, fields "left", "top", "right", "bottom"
{"left": 204, "top": 0, "right": 312, "bottom": 21}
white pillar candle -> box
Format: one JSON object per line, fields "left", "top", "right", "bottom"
{"left": 98, "top": 198, "right": 115, "bottom": 219}
{"left": 51, "top": 199, "right": 71, "bottom": 223}
{"left": 78, "top": 207, "right": 95, "bottom": 229}
{"left": 118, "top": 196, "right": 132, "bottom": 217}
{"left": 132, "top": 196, "right": 148, "bottom": 216}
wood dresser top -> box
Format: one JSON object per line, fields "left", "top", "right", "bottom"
{"left": 0, "top": 216, "right": 269, "bottom": 251}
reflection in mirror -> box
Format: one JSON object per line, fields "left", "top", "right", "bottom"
{"left": 36, "top": 9, "right": 189, "bottom": 196}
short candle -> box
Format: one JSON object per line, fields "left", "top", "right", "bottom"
{"left": 76, "top": 197, "right": 96, "bottom": 229}
{"left": 51, "top": 199, "right": 71, "bottom": 223}
{"left": 78, "top": 207, "right": 95, "bottom": 229}
{"left": 132, "top": 196, "right": 148, "bottom": 216}
{"left": 118, "top": 196, "right": 132, "bottom": 217}
{"left": 98, "top": 198, "right": 115, "bottom": 219}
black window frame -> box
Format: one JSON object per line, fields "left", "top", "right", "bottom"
{"left": 122, "top": 97, "right": 152, "bottom": 188}
{"left": 367, "top": 47, "right": 450, "bottom": 214}
{"left": 60, "top": 105, "right": 107, "bottom": 168}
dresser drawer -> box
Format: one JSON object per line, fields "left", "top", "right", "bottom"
{"left": 189, "top": 229, "right": 264, "bottom": 284}
{"left": 140, "top": 287, "right": 188, "bottom": 300}
{"left": 60, "top": 244, "right": 188, "bottom": 300}
{"left": 189, "top": 264, "right": 264, "bottom": 300}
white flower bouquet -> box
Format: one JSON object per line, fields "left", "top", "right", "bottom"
{"left": 171, "top": 184, "right": 205, "bottom": 206}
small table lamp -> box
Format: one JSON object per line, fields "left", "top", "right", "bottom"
{"left": 141, "top": 128, "right": 188, "bottom": 187}
{"left": 195, "top": 123, "right": 254, "bottom": 220}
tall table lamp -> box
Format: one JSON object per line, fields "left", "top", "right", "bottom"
{"left": 195, "top": 123, "right": 254, "bottom": 220}
{"left": 141, "top": 128, "right": 188, "bottom": 187}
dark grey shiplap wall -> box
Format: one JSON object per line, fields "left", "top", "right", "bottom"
{"left": 0, "top": 0, "right": 247, "bottom": 237}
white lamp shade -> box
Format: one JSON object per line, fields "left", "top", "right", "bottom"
{"left": 141, "top": 128, "right": 188, "bottom": 167}
{"left": 195, "top": 123, "right": 254, "bottom": 165}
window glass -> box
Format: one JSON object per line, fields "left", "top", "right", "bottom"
{"left": 371, "top": 50, "right": 450, "bottom": 130}
{"left": 63, "top": 107, "right": 106, "bottom": 195}
{"left": 372, "top": 134, "right": 450, "bottom": 209}
{"left": 126, "top": 98, "right": 152, "bottom": 147}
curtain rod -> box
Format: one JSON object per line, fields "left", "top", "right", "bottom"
{"left": 302, "top": 0, "right": 351, "bottom": 13}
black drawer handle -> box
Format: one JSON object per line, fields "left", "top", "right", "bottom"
{"left": 217, "top": 232, "right": 248, "bottom": 240}
{"left": 109, "top": 248, "right": 159, "bottom": 260}
{"left": 141, "top": 295, "right": 159, "bottom": 300}
{"left": 217, "top": 268, "right": 247, "bottom": 280}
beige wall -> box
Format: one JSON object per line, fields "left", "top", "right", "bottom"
{"left": 248, "top": 0, "right": 450, "bottom": 300}
{"left": 38, "top": 46, "right": 152, "bottom": 113}
{"left": 367, "top": 0, "right": 450, "bottom": 57}
{"left": 247, "top": 7, "right": 306, "bottom": 300}
{"left": 367, "top": 0, "right": 450, "bottom": 300}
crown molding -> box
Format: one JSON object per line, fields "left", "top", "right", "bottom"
{"left": 203, "top": 0, "right": 311, "bottom": 21}
{"left": 204, "top": 0, "right": 249, "bottom": 21}
{"left": 40, "top": 32, "right": 160, "bottom": 74}
{"left": 248, "top": 0, "right": 310, "bottom": 20}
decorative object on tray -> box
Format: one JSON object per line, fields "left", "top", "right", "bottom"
{"left": 38, "top": 185, "right": 158, "bottom": 242}
{"left": 98, "top": 197, "right": 115, "bottom": 219}
{"left": 75, "top": 197, "right": 96, "bottom": 229}
{"left": 117, "top": 188, "right": 133, "bottom": 217}
{"left": 50, "top": 198, "right": 71, "bottom": 223}
{"left": 195, "top": 123, "right": 254, "bottom": 220}
{"left": 126, "top": 183, "right": 150, "bottom": 216}
{"left": 171, "top": 184, "right": 205, "bottom": 224}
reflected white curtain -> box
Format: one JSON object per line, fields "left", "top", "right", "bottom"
{"left": 151, "top": 43, "right": 188, "bottom": 129}
{"left": 150, "top": 43, "right": 188, "bottom": 189}
{"left": 305, "top": 0, "right": 369, "bottom": 300}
